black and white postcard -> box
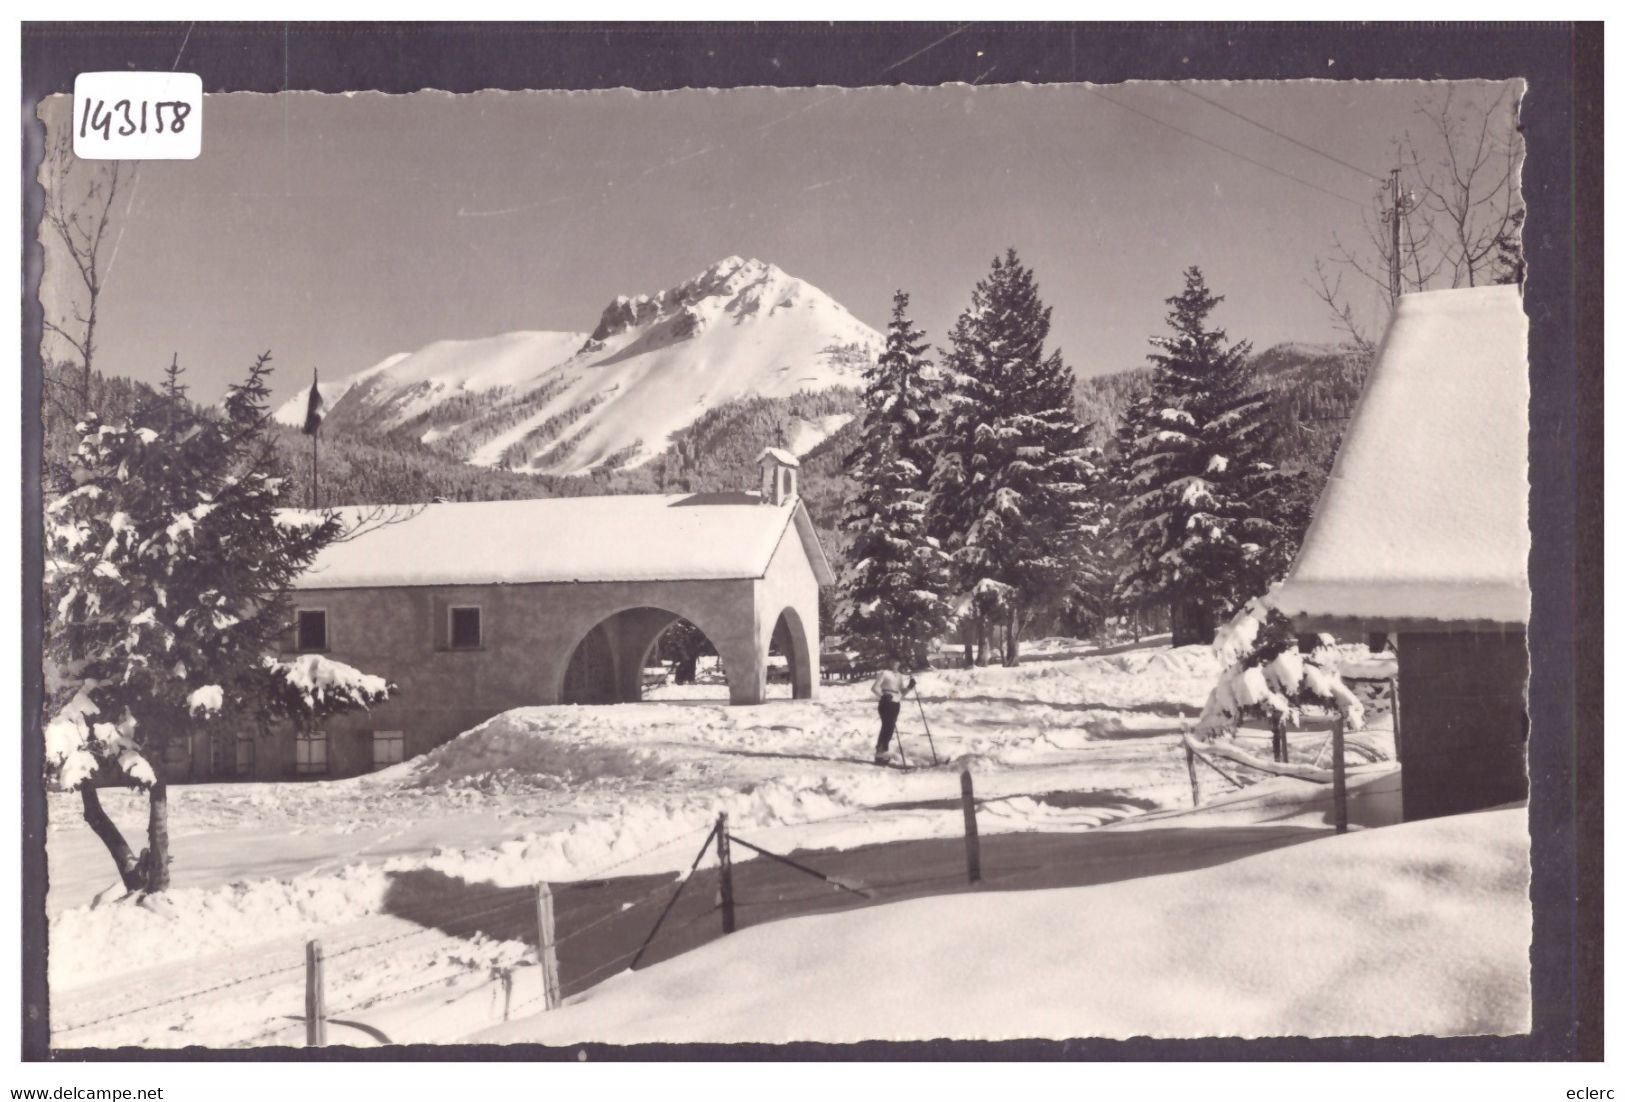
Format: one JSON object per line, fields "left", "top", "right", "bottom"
{"left": 20, "top": 21, "right": 1599, "bottom": 1070}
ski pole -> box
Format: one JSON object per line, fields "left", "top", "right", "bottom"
{"left": 913, "top": 687, "right": 940, "bottom": 765}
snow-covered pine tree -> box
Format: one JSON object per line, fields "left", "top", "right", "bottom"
{"left": 928, "top": 250, "right": 1104, "bottom": 666}
{"left": 654, "top": 617, "right": 715, "bottom": 684}
{"left": 1058, "top": 439, "right": 1116, "bottom": 638}
{"left": 837, "top": 291, "right": 952, "bottom": 669}
{"left": 1115, "top": 267, "right": 1278, "bottom": 646}
{"left": 1094, "top": 394, "right": 1155, "bottom": 640}
{"left": 44, "top": 353, "right": 392, "bottom": 896}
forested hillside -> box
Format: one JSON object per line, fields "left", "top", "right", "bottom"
{"left": 1075, "top": 366, "right": 1152, "bottom": 449}
{"left": 1244, "top": 342, "right": 1372, "bottom": 475}
{"left": 1075, "top": 341, "right": 1371, "bottom": 474}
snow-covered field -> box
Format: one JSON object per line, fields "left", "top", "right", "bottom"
{"left": 39, "top": 640, "right": 1502, "bottom": 1050}
{"left": 477, "top": 806, "right": 1530, "bottom": 1042}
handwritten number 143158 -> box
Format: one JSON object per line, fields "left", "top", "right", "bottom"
{"left": 80, "top": 96, "right": 193, "bottom": 141}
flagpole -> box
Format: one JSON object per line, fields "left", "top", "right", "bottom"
{"left": 310, "top": 367, "right": 320, "bottom": 510}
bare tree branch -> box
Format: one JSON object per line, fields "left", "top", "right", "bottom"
{"left": 1328, "top": 232, "right": 1391, "bottom": 294}
{"left": 1311, "top": 84, "right": 1524, "bottom": 339}
{"left": 1307, "top": 260, "right": 1374, "bottom": 358}
{"left": 327, "top": 504, "right": 428, "bottom": 544}
{"left": 42, "top": 319, "right": 89, "bottom": 363}
{"left": 41, "top": 131, "right": 126, "bottom": 409}
{"left": 1412, "top": 87, "right": 1519, "bottom": 288}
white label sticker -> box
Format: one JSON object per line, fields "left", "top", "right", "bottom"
{"left": 72, "top": 72, "right": 202, "bottom": 160}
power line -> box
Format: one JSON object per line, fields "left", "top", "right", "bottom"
{"left": 1171, "top": 84, "right": 1387, "bottom": 184}
{"left": 1081, "top": 87, "right": 1371, "bottom": 210}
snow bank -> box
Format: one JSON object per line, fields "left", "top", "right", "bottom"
{"left": 479, "top": 807, "right": 1531, "bottom": 1043}
{"left": 50, "top": 863, "right": 392, "bottom": 991}
{"left": 408, "top": 778, "right": 856, "bottom": 890}
{"left": 926, "top": 643, "right": 1219, "bottom": 709}
{"left": 48, "top": 641, "right": 1246, "bottom": 1044}
{"left": 49, "top": 774, "right": 859, "bottom": 995}
{"left": 393, "top": 712, "right": 681, "bottom": 792}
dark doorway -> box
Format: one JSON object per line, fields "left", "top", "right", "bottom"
{"left": 561, "top": 608, "right": 729, "bottom": 705}
{"left": 562, "top": 621, "right": 616, "bottom": 705}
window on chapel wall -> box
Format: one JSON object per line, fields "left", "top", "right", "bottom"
{"left": 208, "top": 735, "right": 228, "bottom": 777}
{"left": 161, "top": 735, "right": 194, "bottom": 782}
{"left": 297, "top": 609, "right": 328, "bottom": 652}
{"left": 449, "top": 606, "right": 482, "bottom": 650}
{"left": 295, "top": 731, "right": 328, "bottom": 776}
{"left": 372, "top": 731, "right": 405, "bottom": 770}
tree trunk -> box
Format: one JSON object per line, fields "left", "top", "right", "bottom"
{"left": 144, "top": 782, "right": 171, "bottom": 893}
{"left": 1003, "top": 606, "right": 1020, "bottom": 666}
{"left": 1194, "top": 602, "right": 1215, "bottom": 647}
{"left": 1171, "top": 600, "right": 1215, "bottom": 648}
{"left": 974, "top": 617, "right": 989, "bottom": 667}
{"left": 80, "top": 785, "right": 145, "bottom": 893}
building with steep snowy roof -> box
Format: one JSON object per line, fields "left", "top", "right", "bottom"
{"left": 1273, "top": 284, "right": 1530, "bottom": 821}
{"left": 168, "top": 451, "right": 830, "bottom": 781}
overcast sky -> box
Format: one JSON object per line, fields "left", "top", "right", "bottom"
{"left": 39, "top": 79, "right": 1520, "bottom": 407}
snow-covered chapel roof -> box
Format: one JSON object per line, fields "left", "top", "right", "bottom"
{"left": 1274, "top": 284, "right": 1530, "bottom": 630}
{"left": 289, "top": 492, "right": 834, "bottom": 590}
{"left": 757, "top": 447, "right": 800, "bottom": 468}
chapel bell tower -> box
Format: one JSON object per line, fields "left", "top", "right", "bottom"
{"left": 757, "top": 448, "right": 800, "bottom": 506}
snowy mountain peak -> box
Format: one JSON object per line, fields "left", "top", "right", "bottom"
{"left": 586, "top": 256, "right": 827, "bottom": 345}
{"left": 590, "top": 294, "right": 662, "bottom": 343}
{"left": 282, "top": 257, "right": 882, "bottom": 476}
{"left": 681, "top": 256, "right": 810, "bottom": 313}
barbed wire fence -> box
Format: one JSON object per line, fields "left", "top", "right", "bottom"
{"left": 56, "top": 759, "right": 1134, "bottom": 1049}
{"left": 51, "top": 775, "right": 949, "bottom": 1050}
{"left": 50, "top": 814, "right": 768, "bottom": 1049}
{"left": 54, "top": 731, "right": 1364, "bottom": 1051}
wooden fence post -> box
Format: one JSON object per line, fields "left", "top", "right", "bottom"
{"left": 1332, "top": 715, "right": 1348, "bottom": 834}
{"left": 960, "top": 770, "right": 982, "bottom": 884}
{"left": 716, "top": 812, "right": 736, "bottom": 934}
{"left": 304, "top": 939, "right": 326, "bottom": 1047}
{"left": 1185, "top": 743, "right": 1201, "bottom": 807}
{"left": 535, "top": 882, "right": 560, "bottom": 1010}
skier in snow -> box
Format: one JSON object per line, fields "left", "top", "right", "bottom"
{"left": 870, "top": 665, "right": 916, "bottom": 764}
